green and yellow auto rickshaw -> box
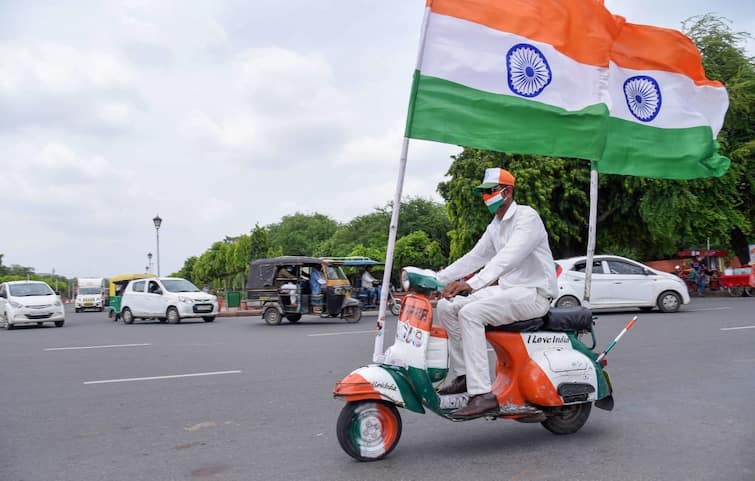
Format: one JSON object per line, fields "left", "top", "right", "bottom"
{"left": 106, "top": 273, "right": 155, "bottom": 321}
{"left": 246, "top": 256, "right": 361, "bottom": 325}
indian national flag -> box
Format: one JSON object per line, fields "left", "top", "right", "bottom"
{"left": 405, "top": 0, "right": 730, "bottom": 179}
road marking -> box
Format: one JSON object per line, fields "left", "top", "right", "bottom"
{"left": 83, "top": 370, "right": 242, "bottom": 385}
{"left": 720, "top": 325, "right": 755, "bottom": 331}
{"left": 45, "top": 343, "right": 151, "bottom": 351}
{"left": 686, "top": 307, "right": 732, "bottom": 312}
{"left": 308, "top": 329, "right": 377, "bottom": 337}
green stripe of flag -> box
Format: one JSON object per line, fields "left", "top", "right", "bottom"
{"left": 405, "top": 73, "right": 730, "bottom": 179}
{"left": 601, "top": 118, "right": 729, "bottom": 179}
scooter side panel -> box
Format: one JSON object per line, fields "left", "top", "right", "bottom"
{"left": 334, "top": 365, "right": 425, "bottom": 414}
{"left": 521, "top": 332, "right": 599, "bottom": 405}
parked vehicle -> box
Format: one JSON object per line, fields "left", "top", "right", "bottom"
{"left": 75, "top": 277, "right": 106, "bottom": 312}
{"left": 0, "top": 280, "right": 65, "bottom": 329}
{"left": 333, "top": 267, "right": 633, "bottom": 461}
{"left": 119, "top": 277, "right": 218, "bottom": 324}
{"left": 553, "top": 255, "right": 690, "bottom": 313}
{"left": 106, "top": 273, "right": 155, "bottom": 321}
{"left": 246, "top": 256, "right": 361, "bottom": 325}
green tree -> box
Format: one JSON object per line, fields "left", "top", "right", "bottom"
{"left": 267, "top": 213, "right": 339, "bottom": 256}
{"left": 393, "top": 231, "right": 446, "bottom": 274}
{"left": 176, "top": 256, "right": 198, "bottom": 284}
{"left": 249, "top": 223, "right": 272, "bottom": 260}
{"left": 683, "top": 14, "right": 754, "bottom": 263}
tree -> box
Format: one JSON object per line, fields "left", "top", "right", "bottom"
{"left": 249, "top": 223, "right": 272, "bottom": 260}
{"left": 176, "top": 256, "right": 198, "bottom": 284}
{"left": 683, "top": 14, "right": 754, "bottom": 263}
{"left": 267, "top": 213, "right": 339, "bottom": 256}
{"left": 393, "top": 231, "right": 446, "bottom": 274}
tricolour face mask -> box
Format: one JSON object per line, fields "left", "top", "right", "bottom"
{"left": 482, "top": 191, "right": 505, "bottom": 214}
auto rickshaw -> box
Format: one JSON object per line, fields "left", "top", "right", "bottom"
{"left": 246, "top": 256, "right": 361, "bottom": 325}
{"left": 106, "top": 273, "right": 155, "bottom": 321}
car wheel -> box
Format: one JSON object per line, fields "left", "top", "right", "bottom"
{"left": 166, "top": 307, "right": 181, "bottom": 324}
{"left": 286, "top": 314, "right": 301, "bottom": 323}
{"left": 745, "top": 287, "right": 753, "bottom": 297}
{"left": 342, "top": 306, "right": 362, "bottom": 324}
{"left": 202, "top": 316, "right": 216, "bottom": 322}
{"left": 54, "top": 320, "right": 64, "bottom": 328}
{"left": 4, "top": 313, "right": 14, "bottom": 330}
{"left": 122, "top": 308, "right": 134, "bottom": 324}
{"left": 556, "top": 295, "right": 580, "bottom": 308}
{"left": 75, "top": 308, "right": 80, "bottom": 313}
{"left": 541, "top": 402, "right": 592, "bottom": 435}
{"left": 657, "top": 291, "right": 682, "bottom": 313}
{"left": 337, "top": 401, "right": 402, "bottom": 462}
{"left": 263, "top": 307, "right": 282, "bottom": 325}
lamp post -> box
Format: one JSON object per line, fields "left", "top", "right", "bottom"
{"left": 147, "top": 252, "right": 153, "bottom": 273}
{"left": 152, "top": 214, "right": 162, "bottom": 277}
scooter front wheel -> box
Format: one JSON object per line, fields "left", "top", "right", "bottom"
{"left": 337, "top": 400, "right": 402, "bottom": 462}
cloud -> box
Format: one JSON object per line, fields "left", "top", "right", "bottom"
{"left": 0, "top": 43, "right": 141, "bottom": 133}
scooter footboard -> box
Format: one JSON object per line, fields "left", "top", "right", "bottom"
{"left": 333, "top": 365, "right": 425, "bottom": 413}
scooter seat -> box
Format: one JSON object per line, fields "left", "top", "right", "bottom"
{"left": 485, "top": 317, "right": 544, "bottom": 332}
{"left": 542, "top": 307, "right": 594, "bottom": 332}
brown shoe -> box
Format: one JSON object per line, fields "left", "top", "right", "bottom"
{"left": 438, "top": 375, "right": 466, "bottom": 395}
{"left": 450, "top": 392, "right": 499, "bottom": 419}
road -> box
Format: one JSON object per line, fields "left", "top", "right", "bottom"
{"left": 1, "top": 297, "right": 753, "bottom": 481}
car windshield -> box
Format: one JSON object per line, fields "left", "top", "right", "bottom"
{"left": 78, "top": 288, "right": 100, "bottom": 295}
{"left": 162, "top": 279, "right": 200, "bottom": 293}
{"left": 9, "top": 283, "right": 54, "bottom": 297}
{"left": 325, "top": 265, "right": 348, "bottom": 280}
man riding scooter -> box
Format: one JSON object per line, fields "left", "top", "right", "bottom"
{"left": 435, "top": 167, "right": 558, "bottom": 419}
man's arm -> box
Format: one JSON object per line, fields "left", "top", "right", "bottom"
{"left": 437, "top": 224, "right": 495, "bottom": 284}
{"left": 466, "top": 209, "right": 545, "bottom": 290}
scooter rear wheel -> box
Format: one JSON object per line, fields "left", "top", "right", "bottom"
{"left": 337, "top": 401, "right": 402, "bottom": 462}
{"left": 541, "top": 402, "right": 592, "bottom": 435}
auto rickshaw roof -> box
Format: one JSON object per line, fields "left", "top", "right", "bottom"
{"left": 322, "top": 256, "right": 383, "bottom": 266}
{"left": 247, "top": 256, "right": 323, "bottom": 289}
{"left": 109, "top": 273, "right": 156, "bottom": 285}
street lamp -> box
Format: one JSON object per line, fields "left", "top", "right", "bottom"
{"left": 152, "top": 214, "right": 162, "bottom": 277}
{"left": 147, "top": 252, "right": 153, "bottom": 273}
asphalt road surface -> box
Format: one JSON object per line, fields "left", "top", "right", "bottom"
{"left": 1, "top": 297, "right": 753, "bottom": 481}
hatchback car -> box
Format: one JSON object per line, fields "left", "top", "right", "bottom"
{"left": 553, "top": 255, "right": 690, "bottom": 313}
{"left": 119, "top": 277, "right": 218, "bottom": 324}
{"left": 0, "top": 280, "right": 65, "bottom": 329}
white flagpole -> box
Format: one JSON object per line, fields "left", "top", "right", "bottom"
{"left": 373, "top": 5, "right": 433, "bottom": 364}
{"left": 583, "top": 162, "right": 598, "bottom": 307}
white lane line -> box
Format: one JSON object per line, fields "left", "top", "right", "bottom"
{"left": 83, "top": 370, "right": 242, "bottom": 385}
{"left": 720, "top": 325, "right": 755, "bottom": 331}
{"left": 686, "top": 307, "right": 732, "bottom": 312}
{"left": 308, "top": 329, "right": 377, "bottom": 337}
{"left": 45, "top": 343, "right": 151, "bottom": 351}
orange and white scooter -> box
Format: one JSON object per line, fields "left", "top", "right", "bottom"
{"left": 334, "top": 267, "right": 636, "bottom": 461}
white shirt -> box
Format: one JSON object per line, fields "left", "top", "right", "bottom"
{"left": 437, "top": 202, "right": 558, "bottom": 298}
{"left": 362, "top": 271, "right": 377, "bottom": 288}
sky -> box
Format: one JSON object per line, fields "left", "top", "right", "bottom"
{"left": 1, "top": 0, "right": 752, "bottom": 279}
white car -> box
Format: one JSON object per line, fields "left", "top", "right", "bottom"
{"left": 0, "top": 280, "right": 66, "bottom": 329}
{"left": 553, "top": 255, "right": 690, "bottom": 313}
{"left": 119, "top": 277, "right": 218, "bottom": 324}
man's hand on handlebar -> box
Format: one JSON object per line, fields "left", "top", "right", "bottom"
{"left": 441, "top": 280, "right": 472, "bottom": 299}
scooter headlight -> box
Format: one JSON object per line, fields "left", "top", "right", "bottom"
{"left": 401, "top": 269, "right": 410, "bottom": 291}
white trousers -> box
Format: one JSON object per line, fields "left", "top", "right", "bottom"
{"left": 436, "top": 286, "right": 551, "bottom": 396}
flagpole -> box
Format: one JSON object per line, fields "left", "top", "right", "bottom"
{"left": 583, "top": 161, "right": 599, "bottom": 307}
{"left": 373, "top": 5, "right": 433, "bottom": 364}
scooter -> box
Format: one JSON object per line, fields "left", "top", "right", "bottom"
{"left": 333, "top": 267, "right": 636, "bottom": 461}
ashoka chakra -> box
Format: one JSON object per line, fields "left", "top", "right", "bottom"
{"left": 623, "top": 75, "right": 662, "bottom": 122}
{"left": 506, "top": 43, "right": 552, "bottom": 98}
